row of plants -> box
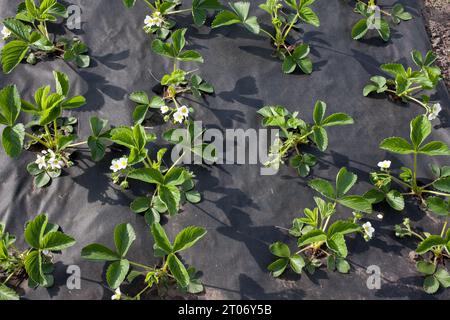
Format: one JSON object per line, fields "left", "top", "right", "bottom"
{"left": 1, "top": 0, "right": 414, "bottom": 75}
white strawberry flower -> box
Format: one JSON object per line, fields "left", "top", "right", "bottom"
{"left": 160, "top": 105, "right": 169, "bottom": 114}
{"left": 110, "top": 157, "right": 128, "bottom": 173}
{"left": 173, "top": 111, "right": 184, "bottom": 124}
{"left": 377, "top": 160, "right": 391, "bottom": 170}
{"left": 35, "top": 154, "right": 47, "bottom": 170}
{"left": 144, "top": 15, "right": 154, "bottom": 26}
{"left": 362, "top": 222, "right": 375, "bottom": 240}
{"left": 377, "top": 214, "right": 384, "bottom": 219}
{"left": 48, "top": 157, "right": 63, "bottom": 170}
{"left": 178, "top": 105, "right": 189, "bottom": 118}
{"left": 111, "top": 288, "right": 121, "bottom": 300}
{"left": 428, "top": 103, "right": 442, "bottom": 121}
{"left": 152, "top": 11, "right": 164, "bottom": 27}
{"left": 1, "top": 26, "right": 11, "bottom": 40}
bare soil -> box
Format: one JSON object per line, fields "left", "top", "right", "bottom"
{"left": 421, "top": 0, "right": 450, "bottom": 90}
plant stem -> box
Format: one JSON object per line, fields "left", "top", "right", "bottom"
{"left": 25, "top": 132, "right": 51, "bottom": 149}
{"left": 167, "top": 8, "right": 192, "bottom": 15}
{"left": 440, "top": 220, "right": 448, "bottom": 238}
{"left": 129, "top": 261, "right": 153, "bottom": 271}
{"left": 142, "top": 0, "right": 156, "bottom": 10}
{"left": 259, "top": 28, "right": 277, "bottom": 42}
{"left": 421, "top": 190, "right": 450, "bottom": 197}
{"left": 68, "top": 141, "right": 87, "bottom": 148}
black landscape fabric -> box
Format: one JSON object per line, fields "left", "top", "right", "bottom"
{"left": 0, "top": 0, "right": 449, "bottom": 300}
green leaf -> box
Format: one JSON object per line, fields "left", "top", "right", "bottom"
{"left": 24, "top": 214, "right": 48, "bottom": 249}
{"left": 172, "top": 226, "right": 207, "bottom": 253}
{"left": 321, "top": 113, "right": 354, "bottom": 127}
{"left": 308, "top": 178, "right": 335, "bottom": 199}
{"left": 192, "top": 0, "right": 222, "bottom": 26}
{"left": 327, "top": 233, "right": 348, "bottom": 258}
{"left": 335, "top": 167, "right": 357, "bottom": 198}
{"left": 159, "top": 185, "right": 181, "bottom": 216}
{"left": 282, "top": 56, "right": 296, "bottom": 74}
{"left": 0, "top": 85, "right": 21, "bottom": 126}
{"left": 3, "top": 18, "right": 31, "bottom": 42}
{"left": 128, "top": 167, "right": 164, "bottom": 185}
{"left": 267, "top": 258, "right": 289, "bottom": 277}
{"left": 312, "top": 126, "right": 328, "bottom": 151}
{"left": 129, "top": 91, "right": 149, "bottom": 105}
{"left": 313, "top": 100, "right": 326, "bottom": 125}
{"left": 1, "top": 40, "right": 29, "bottom": 74}
{"left": 53, "top": 71, "right": 69, "bottom": 96}
{"left": 81, "top": 244, "right": 120, "bottom": 261}
{"left": 423, "top": 276, "right": 439, "bottom": 294}
{"left": 352, "top": 19, "right": 368, "bottom": 40}
{"left": 177, "top": 50, "right": 204, "bottom": 63}
{"left": 433, "top": 177, "right": 450, "bottom": 193}
{"left": 34, "top": 172, "right": 51, "bottom": 188}
{"left": 336, "top": 258, "right": 350, "bottom": 273}
{"left": 130, "top": 197, "right": 151, "bottom": 213}
{"left": 410, "top": 115, "right": 431, "bottom": 149}
{"left": 289, "top": 254, "right": 305, "bottom": 274}
{"left": 327, "top": 221, "right": 361, "bottom": 238}
{"left": 299, "top": 6, "right": 320, "bottom": 27}
{"left": 211, "top": 10, "right": 241, "bottom": 28}
{"left": 185, "top": 190, "right": 201, "bottom": 203}
{"left": 2, "top": 124, "right": 25, "bottom": 158}
{"left": 122, "top": 0, "right": 137, "bottom": 8}
{"left": 106, "top": 259, "right": 130, "bottom": 289}
{"left": 61, "top": 96, "right": 85, "bottom": 109}
{"left": 171, "top": 28, "right": 186, "bottom": 55}
{"left": 386, "top": 190, "right": 405, "bottom": 211}
{"left": 426, "top": 197, "right": 449, "bottom": 216}
{"left": 0, "top": 285, "right": 19, "bottom": 300}
{"left": 434, "top": 268, "right": 450, "bottom": 288}
{"left": 87, "top": 136, "right": 106, "bottom": 162}
{"left": 416, "top": 235, "right": 447, "bottom": 254}
{"left": 114, "top": 223, "right": 136, "bottom": 257}
{"left": 297, "top": 229, "right": 327, "bottom": 247}
{"left": 379, "top": 137, "right": 414, "bottom": 154}
{"left": 167, "top": 253, "right": 190, "bottom": 288}
{"left": 269, "top": 242, "right": 291, "bottom": 258}
{"left": 419, "top": 141, "right": 450, "bottom": 156}
{"left": 338, "top": 195, "right": 372, "bottom": 213}
{"left": 363, "top": 188, "right": 385, "bottom": 204}
{"left": 376, "top": 18, "right": 390, "bottom": 41}
{"left": 416, "top": 261, "right": 436, "bottom": 275}
{"left": 150, "top": 223, "right": 172, "bottom": 254}
{"left": 24, "top": 250, "right": 45, "bottom": 286}
{"left": 41, "top": 231, "right": 75, "bottom": 251}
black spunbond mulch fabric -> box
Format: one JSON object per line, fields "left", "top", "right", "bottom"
{"left": 0, "top": 0, "right": 449, "bottom": 300}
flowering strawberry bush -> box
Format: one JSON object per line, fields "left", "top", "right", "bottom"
{"left": 1, "top": 0, "right": 90, "bottom": 74}
{"left": 81, "top": 222, "right": 206, "bottom": 299}
{"left": 395, "top": 213, "right": 450, "bottom": 294}
{"left": 364, "top": 50, "right": 442, "bottom": 121}
{"left": 122, "top": 0, "right": 222, "bottom": 38}
{"left": 212, "top": 0, "right": 320, "bottom": 74}
{"left": 141, "top": 28, "right": 214, "bottom": 125}
{"left": 0, "top": 71, "right": 100, "bottom": 188}
{"left": 86, "top": 119, "right": 215, "bottom": 224}
{"left": 268, "top": 168, "right": 373, "bottom": 277}
{"left": 0, "top": 214, "right": 76, "bottom": 300}
{"left": 258, "top": 101, "right": 354, "bottom": 177}
{"left": 366, "top": 115, "right": 450, "bottom": 212}
{"left": 351, "top": 0, "right": 412, "bottom": 42}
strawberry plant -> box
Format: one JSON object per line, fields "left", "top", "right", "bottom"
{"left": 257, "top": 101, "right": 354, "bottom": 177}
{"left": 0, "top": 71, "right": 103, "bottom": 188}
{"left": 145, "top": 28, "right": 214, "bottom": 126}
{"left": 366, "top": 115, "right": 450, "bottom": 212}
{"left": 122, "top": 0, "right": 223, "bottom": 38}
{"left": 212, "top": 0, "right": 320, "bottom": 74}
{"left": 0, "top": 214, "right": 76, "bottom": 300}
{"left": 395, "top": 213, "right": 450, "bottom": 294}
{"left": 351, "top": 0, "right": 412, "bottom": 42}
{"left": 1, "top": 0, "right": 90, "bottom": 74}
{"left": 268, "top": 167, "right": 373, "bottom": 277}
{"left": 81, "top": 222, "right": 206, "bottom": 299}
{"left": 364, "top": 50, "right": 442, "bottom": 121}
